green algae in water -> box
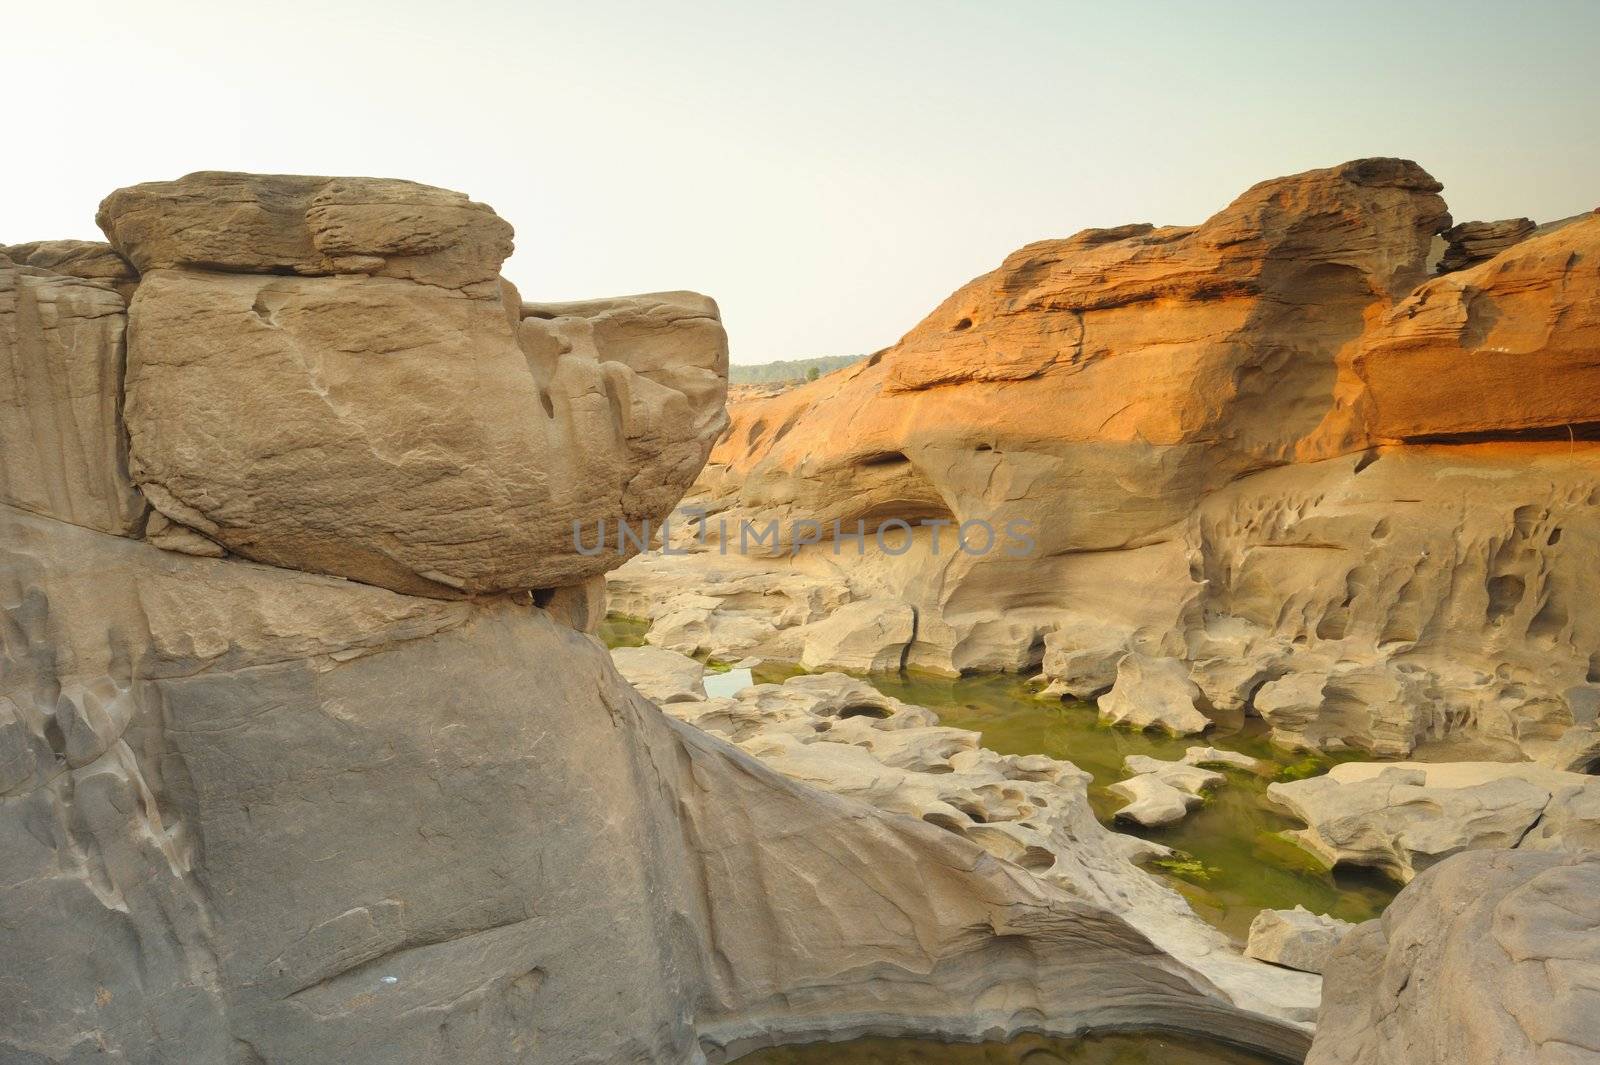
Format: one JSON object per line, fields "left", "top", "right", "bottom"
{"left": 731, "top": 1030, "right": 1291, "bottom": 1064}
{"left": 599, "top": 613, "right": 650, "bottom": 648}
{"left": 866, "top": 671, "right": 1399, "bottom": 941}
{"left": 598, "top": 616, "right": 1398, "bottom": 939}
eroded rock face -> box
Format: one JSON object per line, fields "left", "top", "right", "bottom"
{"left": 104, "top": 173, "right": 728, "bottom": 597}
{"left": 698, "top": 161, "right": 1448, "bottom": 570}
{"left": 624, "top": 158, "right": 1600, "bottom": 760}
{"left": 0, "top": 259, "right": 146, "bottom": 535}
{"left": 1358, "top": 215, "right": 1600, "bottom": 441}
{"left": 1307, "top": 850, "right": 1600, "bottom": 1065}
{"left": 798, "top": 597, "right": 916, "bottom": 671}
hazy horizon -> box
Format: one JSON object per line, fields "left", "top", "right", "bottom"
{"left": 8, "top": 0, "right": 1597, "bottom": 364}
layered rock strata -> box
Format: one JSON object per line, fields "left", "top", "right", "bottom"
{"left": 1435, "top": 217, "right": 1536, "bottom": 273}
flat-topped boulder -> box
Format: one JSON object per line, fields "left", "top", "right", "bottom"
{"left": 97, "top": 171, "right": 514, "bottom": 289}
{"left": 2, "top": 239, "right": 137, "bottom": 298}
{"left": 95, "top": 173, "right": 730, "bottom": 597}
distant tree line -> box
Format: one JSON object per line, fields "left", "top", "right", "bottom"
{"left": 729, "top": 354, "right": 862, "bottom": 385}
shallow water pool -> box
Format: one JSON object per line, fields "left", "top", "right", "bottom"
{"left": 600, "top": 616, "right": 1398, "bottom": 939}
{"left": 868, "top": 671, "right": 1396, "bottom": 939}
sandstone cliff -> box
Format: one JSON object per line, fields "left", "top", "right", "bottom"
{"left": 1, "top": 176, "right": 1312, "bottom": 1064}
{"left": 660, "top": 161, "right": 1600, "bottom": 762}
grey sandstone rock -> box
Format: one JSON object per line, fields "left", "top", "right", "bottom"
{"left": 1306, "top": 850, "right": 1600, "bottom": 1065}
{"left": 1269, "top": 760, "right": 1600, "bottom": 882}
{"left": 1245, "top": 906, "right": 1354, "bottom": 974}
{"left": 611, "top": 644, "right": 708, "bottom": 703}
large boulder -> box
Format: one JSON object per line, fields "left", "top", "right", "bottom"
{"left": 1307, "top": 850, "right": 1600, "bottom": 1065}
{"left": 103, "top": 173, "right": 728, "bottom": 597}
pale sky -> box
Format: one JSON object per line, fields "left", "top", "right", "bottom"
{"left": 7, "top": 0, "right": 1597, "bottom": 363}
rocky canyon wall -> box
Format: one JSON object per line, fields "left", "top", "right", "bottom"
{"left": 0, "top": 176, "right": 1311, "bottom": 1064}
{"left": 679, "top": 159, "right": 1600, "bottom": 762}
